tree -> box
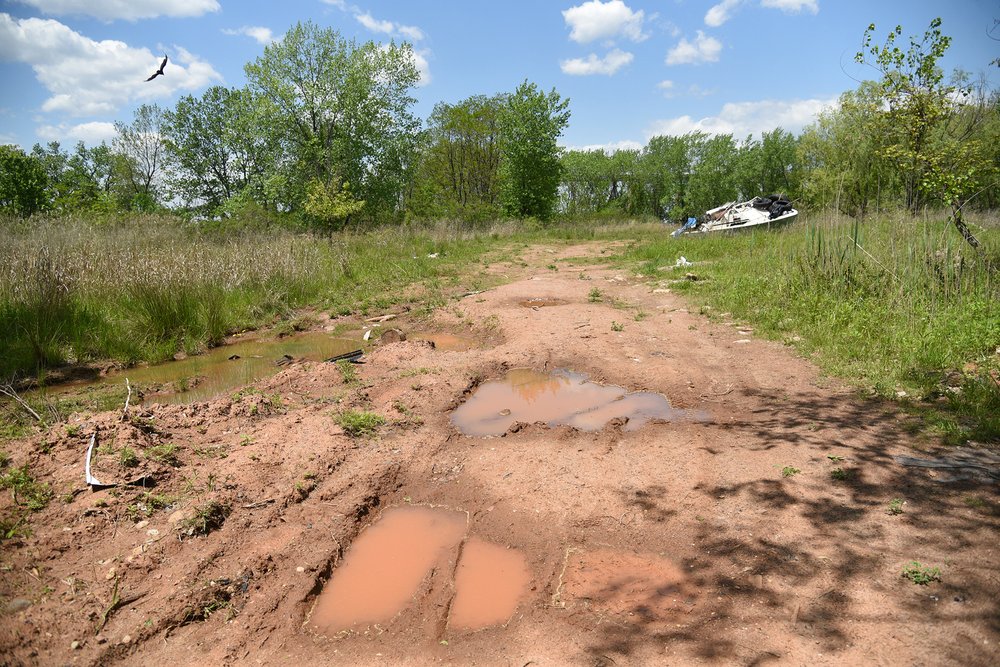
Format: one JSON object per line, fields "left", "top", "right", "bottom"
{"left": 412, "top": 94, "right": 505, "bottom": 221}
{"left": 0, "top": 145, "right": 48, "bottom": 217}
{"left": 857, "top": 18, "right": 997, "bottom": 246}
{"left": 163, "top": 86, "right": 282, "bottom": 213}
{"left": 798, "top": 82, "right": 900, "bottom": 217}
{"left": 114, "top": 103, "right": 166, "bottom": 210}
{"left": 304, "top": 177, "right": 365, "bottom": 231}
{"left": 244, "top": 21, "right": 421, "bottom": 220}
{"left": 498, "top": 80, "right": 571, "bottom": 221}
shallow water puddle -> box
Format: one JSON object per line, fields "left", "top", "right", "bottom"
{"left": 449, "top": 537, "right": 530, "bottom": 631}
{"left": 412, "top": 332, "right": 478, "bottom": 351}
{"left": 310, "top": 506, "right": 468, "bottom": 634}
{"left": 36, "top": 332, "right": 359, "bottom": 405}
{"left": 519, "top": 297, "right": 568, "bottom": 308}
{"left": 452, "top": 368, "right": 687, "bottom": 436}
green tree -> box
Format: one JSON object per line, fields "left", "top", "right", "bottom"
{"left": 685, "top": 134, "right": 739, "bottom": 216}
{"left": 245, "top": 21, "right": 421, "bottom": 220}
{"left": 858, "top": 18, "right": 998, "bottom": 246}
{"left": 163, "top": 86, "right": 282, "bottom": 213}
{"left": 114, "top": 103, "right": 166, "bottom": 210}
{"left": 0, "top": 145, "right": 48, "bottom": 217}
{"left": 304, "top": 177, "right": 365, "bottom": 231}
{"left": 498, "top": 80, "right": 571, "bottom": 221}
{"left": 798, "top": 82, "right": 900, "bottom": 217}
{"left": 411, "top": 94, "right": 505, "bottom": 221}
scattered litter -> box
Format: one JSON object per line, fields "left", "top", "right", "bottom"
{"left": 427, "top": 253, "right": 439, "bottom": 259}
{"left": 734, "top": 339, "right": 751, "bottom": 344}
{"left": 325, "top": 349, "right": 364, "bottom": 364}
{"left": 363, "top": 329, "right": 372, "bottom": 341}
{"left": 675, "top": 256, "right": 693, "bottom": 267}
{"left": 365, "top": 314, "right": 397, "bottom": 323}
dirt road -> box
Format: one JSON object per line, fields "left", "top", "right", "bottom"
{"left": 2, "top": 242, "right": 997, "bottom": 666}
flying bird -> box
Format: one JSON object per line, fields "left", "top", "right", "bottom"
{"left": 145, "top": 55, "right": 168, "bottom": 82}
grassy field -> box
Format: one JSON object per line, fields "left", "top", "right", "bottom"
{"left": 1, "top": 211, "right": 997, "bottom": 443}
{"left": 621, "top": 211, "right": 1000, "bottom": 443}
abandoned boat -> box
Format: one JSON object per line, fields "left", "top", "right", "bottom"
{"left": 672, "top": 194, "right": 798, "bottom": 236}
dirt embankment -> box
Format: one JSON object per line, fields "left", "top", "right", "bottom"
{"left": 1, "top": 242, "right": 997, "bottom": 666}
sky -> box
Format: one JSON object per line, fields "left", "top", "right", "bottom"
{"left": 0, "top": 0, "right": 997, "bottom": 152}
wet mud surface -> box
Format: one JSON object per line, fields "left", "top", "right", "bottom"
{"left": 1, "top": 241, "right": 998, "bottom": 666}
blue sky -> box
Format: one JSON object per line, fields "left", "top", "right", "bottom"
{"left": 0, "top": 0, "right": 996, "bottom": 152}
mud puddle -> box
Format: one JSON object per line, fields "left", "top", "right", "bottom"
{"left": 519, "top": 297, "right": 568, "bottom": 308}
{"left": 310, "top": 506, "right": 530, "bottom": 636}
{"left": 310, "top": 506, "right": 468, "bottom": 634}
{"left": 449, "top": 537, "right": 530, "bottom": 631}
{"left": 452, "top": 368, "right": 691, "bottom": 436}
{"left": 34, "top": 332, "right": 360, "bottom": 406}
{"left": 412, "top": 332, "right": 478, "bottom": 352}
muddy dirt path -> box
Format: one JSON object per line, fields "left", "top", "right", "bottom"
{"left": 2, "top": 241, "right": 997, "bottom": 666}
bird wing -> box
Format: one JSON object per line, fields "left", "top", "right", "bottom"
{"left": 159, "top": 55, "right": 168, "bottom": 71}
{"left": 145, "top": 72, "right": 159, "bottom": 82}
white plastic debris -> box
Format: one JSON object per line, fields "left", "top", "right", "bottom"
{"left": 675, "top": 256, "right": 693, "bottom": 267}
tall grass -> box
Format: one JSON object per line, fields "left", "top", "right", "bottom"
{"left": 0, "top": 214, "right": 527, "bottom": 380}
{"left": 622, "top": 211, "right": 999, "bottom": 443}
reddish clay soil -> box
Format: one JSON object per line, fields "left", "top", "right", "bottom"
{"left": 1, "top": 242, "right": 998, "bottom": 666}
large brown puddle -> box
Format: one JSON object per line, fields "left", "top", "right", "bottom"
{"left": 449, "top": 537, "right": 530, "bottom": 631}
{"left": 452, "top": 368, "right": 688, "bottom": 436}
{"left": 32, "top": 332, "right": 359, "bottom": 406}
{"left": 310, "top": 506, "right": 530, "bottom": 636}
{"left": 310, "top": 506, "right": 468, "bottom": 634}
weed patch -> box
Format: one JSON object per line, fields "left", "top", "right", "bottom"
{"left": 336, "top": 410, "right": 386, "bottom": 437}
{"left": 901, "top": 561, "right": 941, "bottom": 585}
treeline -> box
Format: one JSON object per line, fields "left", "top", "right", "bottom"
{"left": 0, "top": 19, "right": 997, "bottom": 230}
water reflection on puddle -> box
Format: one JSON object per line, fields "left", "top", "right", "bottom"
{"left": 38, "top": 332, "right": 359, "bottom": 406}
{"left": 452, "top": 368, "right": 688, "bottom": 436}
{"left": 309, "top": 506, "right": 530, "bottom": 636}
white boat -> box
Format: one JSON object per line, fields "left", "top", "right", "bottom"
{"left": 672, "top": 195, "right": 798, "bottom": 236}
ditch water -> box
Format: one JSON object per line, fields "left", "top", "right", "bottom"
{"left": 309, "top": 506, "right": 530, "bottom": 635}
{"left": 35, "top": 332, "right": 359, "bottom": 406}
{"left": 452, "top": 368, "right": 691, "bottom": 437}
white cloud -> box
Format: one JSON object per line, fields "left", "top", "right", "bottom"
{"left": 705, "top": 0, "right": 743, "bottom": 27}
{"left": 560, "top": 48, "right": 633, "bottom": 76}
{"left": 0, "top": 14, "right": 222, "bottom": 117}
{"left": 562, "top": 0, "right": 647, "bottom": 44}
{"left": 657, "top": 80, "right": 674, "bottom": 91}
{"left": 221, "top": 26, "right": 277, "bottom": 45}
{"left": 14, "top": 0, "right": 219, "bottom": 22}
{"left": 36, "top": 120, "right": 116, "bottom": 144}
{"left": 0, "top": 133, "right": 19, "bottom": 146}
{"left": 321, "top": 0, "right": 347, "bottom": 8}
{"left": 354, "top": 10, "right": 424, "bottom": 42}
{"left": 665, "top": 31, "right": 722, "bottom": 65}
{"left": 411, "top": 49, "right": 431, "bottom": 87}
{"left": 760, "top": 0, "right": 819, "bottom": 14}
{"left": 564, "top": 140, "right": 644, "bottom": 154}
{"left": 647, "top": 97, "right": 837, "bottom": 138}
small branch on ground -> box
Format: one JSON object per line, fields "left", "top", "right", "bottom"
{"left": 0, "top": 384, "right": 43, "bottom": 422}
